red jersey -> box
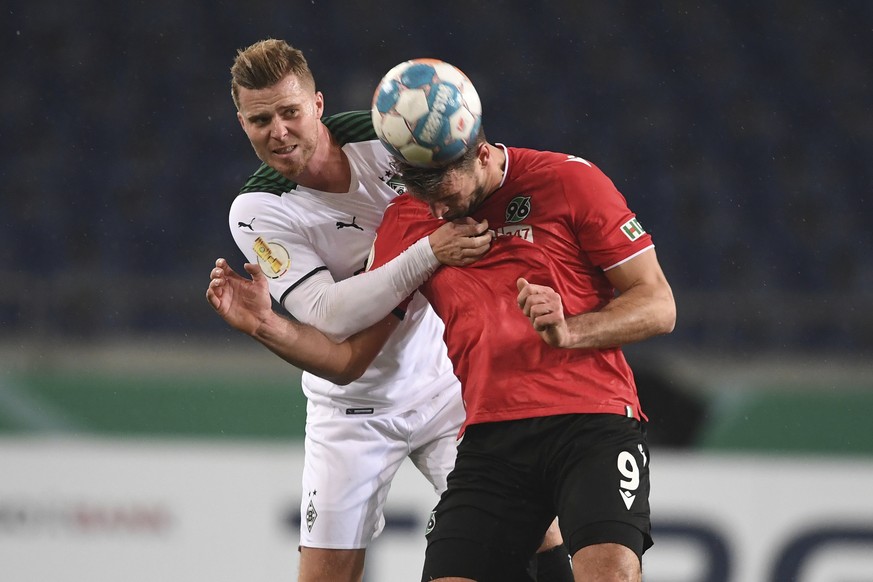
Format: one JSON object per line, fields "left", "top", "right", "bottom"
{"left": 370, "top": 146, "right": 655, "bottom": 434}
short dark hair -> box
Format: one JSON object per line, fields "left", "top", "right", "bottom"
{"left": 392, "top": 127, "right": 487, "bottom": 199}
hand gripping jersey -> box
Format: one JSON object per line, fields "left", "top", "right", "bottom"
{"left": 229, "top": 111, "right": 455, "bottom": 413}
{"left": 370, "top": 146, "right": 655, "bottom": 433}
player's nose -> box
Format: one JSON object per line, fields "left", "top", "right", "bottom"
{"left": 429, "top": 202, "right": 448, "bottom": 219}
{"left": 269, "top": 118, "right": 288, "bottom": 140}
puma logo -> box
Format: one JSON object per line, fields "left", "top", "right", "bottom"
{"left": 336, "top": 217, "right": 363, "bottom": 231}
{"left": 238, "top": 217, "right": 256, "bottom": 230}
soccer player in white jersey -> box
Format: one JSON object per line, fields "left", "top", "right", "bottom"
{"left": 207, "top": 39, "right": 570, "bottom": 582}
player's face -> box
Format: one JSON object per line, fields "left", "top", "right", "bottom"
{"left": 236, "top": 73, "right": 324, "bottom": 180}
{"left": 422, "top": 168, "right": 489, "bottom": 221}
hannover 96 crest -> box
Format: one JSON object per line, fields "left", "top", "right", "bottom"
{"left": 505, "top": 196, "right": 531, "bottom": 223}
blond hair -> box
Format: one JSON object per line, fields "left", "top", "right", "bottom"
{"left": 230, "top": 38, "right": 315, "bottom": 110}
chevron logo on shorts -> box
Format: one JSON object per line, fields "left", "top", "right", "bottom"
{"left": 620, "top": 489, "right": 636, "bottom": 510}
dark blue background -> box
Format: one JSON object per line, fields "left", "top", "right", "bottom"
{"left": 2, "top": 0, "right": 870, "bottom": 354}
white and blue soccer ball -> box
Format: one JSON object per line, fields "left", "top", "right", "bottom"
{"left": 371, "top": 58, "right": 482, "bottom": 167}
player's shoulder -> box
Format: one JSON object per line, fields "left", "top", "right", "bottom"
{"left": 386, "top": 193, "right": 431, "bottom": 217}
{"left": 509, "top": 146, "right": 599, "bottom": 175}
{"left": 237, "top": 112, "right": 376, "bottom": 197}
{"left": 239, "top": 163, "right": 296, "bottom": 195}
{"left": 229, "top": 189, "right": 286, "bottom": 222}
{"left": 376, "top": 194, "right": 439, "bottom": 249}
{"left": 521, "top": 148, "right": 614, "bottom": 193}
{"left": 323, "top": 110, "right": 377, "bottom": 144}
{"left": 552, "top": 154, "right": 609, "bottom": 187}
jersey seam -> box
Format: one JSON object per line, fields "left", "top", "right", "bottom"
{"left": 279, "top": 266, "right": 329, "bottom": 305}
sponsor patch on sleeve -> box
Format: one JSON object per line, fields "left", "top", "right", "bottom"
{"left": 253, "top": 237, "right": 290, "bottom": 278}
{"left": 620, "top": 217, "right": 646, "bottom": 241}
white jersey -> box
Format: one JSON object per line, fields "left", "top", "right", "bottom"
{"left": 229, "top": 111, "right": 456, "bottom": 413}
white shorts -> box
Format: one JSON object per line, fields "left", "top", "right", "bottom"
{"left": 299, "top": 379, "right": 465, "bottom": 549}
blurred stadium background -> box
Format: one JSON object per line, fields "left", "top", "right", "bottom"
{"left": 1, "top": 1, "right": 871, "bottom": 580}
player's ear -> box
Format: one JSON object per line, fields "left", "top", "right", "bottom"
{"left": 314, "top": 91, "right": 324, "bottom": 119}
{"left": 476, "top": 141, "right": 490, "bottom": 167}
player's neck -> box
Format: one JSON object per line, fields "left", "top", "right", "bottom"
{"left": 485, "top": 143, "right": 507, "bottom": 196}
{"left": 295, "top": 123, "right": 351, "bottom": 193}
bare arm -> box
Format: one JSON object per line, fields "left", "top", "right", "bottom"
{"left": 207, "top": 215, "right": 491, "bottom": 381}
{"left": 516, "top": 248, "right": 676, "bottom": 349}
{"left": 252, "top": 307, "right": 398, "bottom": 385}
{"left": 206, "top": 259, "right": 392, "bottom": 384}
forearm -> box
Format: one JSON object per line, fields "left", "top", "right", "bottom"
{"left": 287, "top": 236, "right": 438, "bottom": 340}
{"left": 563, "top": 285, "right": 676, "bottom": 349}
{"left": 252, "top": 309, "right": 394, "bottom": 385}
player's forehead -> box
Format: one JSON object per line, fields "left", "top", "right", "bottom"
{"left": 431, "top": 168, "right": 475, "bottom": 198}
{"left": 237, "top": 73, "right": 313, "bottom": 114}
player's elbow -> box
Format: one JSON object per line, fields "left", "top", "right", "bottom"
{"left": 326, "top": 366, "right": 367, "bottom": 386}
{"left": 323, "top": 354, "right": 372, "bottom": 386}
{"left": 305, "top": 316, "right": 352, "bottom": 343}
{"left": 631, "top": 281, "right": 676, "bottom": 339}
{"left": 656, "top": 288, "right": 677, "bottom": 335}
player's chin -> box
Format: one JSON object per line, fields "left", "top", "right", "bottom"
{"left": 443, "top": 207, "right": 472, "bottom": 222}
{"left": 270, "top": 155, "right": 304, "bottom": 177}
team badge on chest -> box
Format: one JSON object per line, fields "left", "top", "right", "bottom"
{"left": 496, "top": 195, "right": 534, "bottom": 242}
{"left": 505, "top": 195, "right": 531, "bottom": 223}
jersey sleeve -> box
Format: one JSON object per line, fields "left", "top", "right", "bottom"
{"left": 229, "top": 192, "right": 333, "bottom": 307}
{"left": 230, "top": 192, "right": 440, "bottom": 341}
{"left": 559, "top": 160, "right": 654, "bottom": 270}
{"left": 368, "top": 196, "right": 442, "bottom": 312}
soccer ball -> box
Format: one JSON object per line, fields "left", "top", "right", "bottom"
{"left": 371, "top": 58, "right": 482, "bottom": 167}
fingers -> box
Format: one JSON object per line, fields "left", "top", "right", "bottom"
{"left": 516, "top": 277, "right": 534, "bottom": 310}
{"left": 205, "top": 271, "right": 226, "bottom": 310}
{"left": 516, "top": 278, "right": 530, "bottom": 306}
{"left": 210, "top": 260, "right": 262, "bottom": 284}
{"left": 243, "top": 262, "right": 265, "bottom": 279}
{"left": 530, "top": 306, "right": 561, "bottom": 331}
{"left": 205, "top": 286, "right": 220, "bottom": 310}
{"left": 521, "top": 292, "right": 554, "bottom": 318}
{"left": 468, "top": 231, "right": 494, "bottom": 246}
{"left": 456, "top": 223, "right": 493, "bottom": 262}
{"left": 210, "top": 257, "right": 233, "bottom": 282}
{"left": 208, "top": 259, "right": 226, "bottom": 305}
{"left": 454, "top": 232, "right": 492, "bottom": 264}
{"left": 431, "top": 219, "right": 494, "bottom": 266}
{"left": 207, "top": 258, "right": 235, "bottom": 310}
{"left": 448, "top": 218, "right": 490, "bottom": 237}
{"left": 515, "top": 278, "right": 567, "bottom": 347}
{"left": 516, "top": 279, "right": 561, "bottom": 321}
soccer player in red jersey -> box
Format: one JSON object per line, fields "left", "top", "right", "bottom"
{"left": 369, "top": 134, "right": 676, "bottom": 582}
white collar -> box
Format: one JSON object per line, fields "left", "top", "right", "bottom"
{"left": 495, "top": 143, "right": 509, "bottom": 189}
